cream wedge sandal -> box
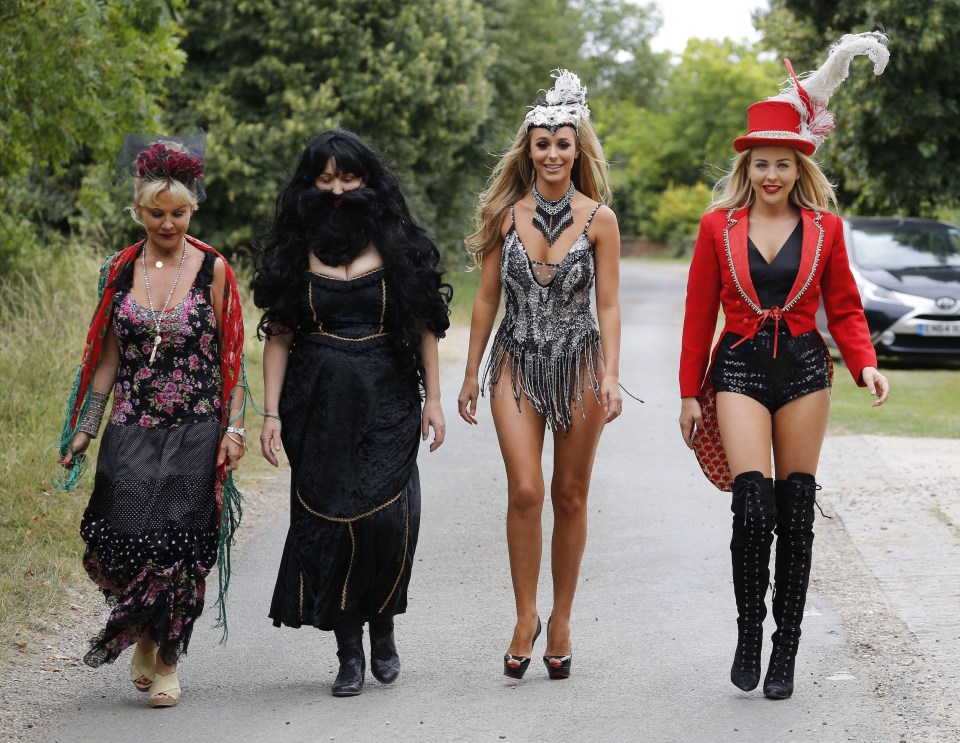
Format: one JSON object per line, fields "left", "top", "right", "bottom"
{"left": 148, "top": 670, "right": 181, "bottom": 708}
{"left": 130, "top": 645, "right": 158, "bottom": 692}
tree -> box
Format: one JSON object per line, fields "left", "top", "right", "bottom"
{"left": 0, "top": 0, "right": 185, "bottom": 178}
{"left": 757, "top": 0, "right": 960, "bottom": 216}
{"left": 577, "top": 0, "right": 668, "bottom": 108}
{"left": 164, "top": 0, "right": 494, "bottom": 255}
{"left": 596, "top": 38, "right": 782, "bottom": 237}
{"left": 0, "top": 0, "right": 186, "bottom": 268}
{"left": 478, "top": 0, "right": 585, "bottom": 129}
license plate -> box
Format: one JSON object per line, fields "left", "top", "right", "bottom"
{"left": 917, "top": 322, "right": 960, "bottom": 336}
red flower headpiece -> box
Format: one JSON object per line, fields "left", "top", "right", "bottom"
{"left": 136, "top": 143, "right": 205, "bottom": 182}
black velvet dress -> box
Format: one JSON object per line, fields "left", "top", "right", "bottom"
{"left": 269, "top": 267, "right": 422, "bottom": 630}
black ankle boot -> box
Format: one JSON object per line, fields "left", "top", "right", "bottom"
{"left": 369, "top": 616, "right": 400, "bottom": 684}
{"left": 730, "top": 471, "right": 776, "bottom": 691}
{"left": 332, "top": 617, "right": 366, "bottom": 697}
{"left": 764, "top": 473, "right": 817, "bottom": 700}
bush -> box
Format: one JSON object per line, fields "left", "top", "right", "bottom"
{"left": 644, "top": 182, "right": 712, "bottom": 254}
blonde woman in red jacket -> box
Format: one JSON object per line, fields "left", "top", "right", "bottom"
{"left": 679, "top": 33, "right": 891, "bottom": 700}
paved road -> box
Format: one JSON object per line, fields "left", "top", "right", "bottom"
{"left": 43, "top": 260, "right": 915, "bottom": 742}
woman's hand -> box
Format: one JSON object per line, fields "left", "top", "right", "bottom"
{"left": 422, "top": 399, "right": 446, "bottom": 452}
{"left": 260, "top": 417, "right": 283, "bottom": 467}
{"left": 679, "top": 396, "right": 703, "bottom": 450}
{"left": 60, "top": 432, "right": 92, "bottom": 468}
{"left": 457, "top": 377, "right": 480, "bottom": 425}
{"left": 218, "top": 432, "right": 245, "bottom": 472}
{"left": 601, "top": 374, "right": 622, "bottom": 423}
{"left": 861, "top": 367, "right": 890, "bottom": 407}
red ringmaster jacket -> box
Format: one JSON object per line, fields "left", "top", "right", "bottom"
{"left": 679, "top": 206, "right": 878, "bottom": 398}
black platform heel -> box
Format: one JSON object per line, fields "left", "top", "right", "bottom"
{"left": 542, "top": 617, "right": 572, "bottom": 680}
{"left": 503, "top": 617, "right": 542, "bottom": 679}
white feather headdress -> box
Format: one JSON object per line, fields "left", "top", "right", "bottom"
{"left": 772, "top": 31, "right": 890, "bottom": 151}
{"left": 522, "top": 69, "right": 591, "bottom": 133}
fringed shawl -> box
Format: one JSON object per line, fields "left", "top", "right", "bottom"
{"left": 55, "top": 235, "right": 246, "bottom": 640}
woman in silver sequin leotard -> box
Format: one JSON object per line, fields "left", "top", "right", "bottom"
{"left": 458, "top": 70, "right": 622, "bottom": 681}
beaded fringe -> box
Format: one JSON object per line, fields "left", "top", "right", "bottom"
{"left": 482, "top": 334, "right": 602, "bottom": 432}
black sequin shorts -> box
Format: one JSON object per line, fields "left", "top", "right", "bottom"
{"left": 710, "top": 323, "right": 831, "bottom": 413}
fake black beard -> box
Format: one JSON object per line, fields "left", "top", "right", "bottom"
{"left": 297, "top": 186, "right": 380, "bottom": 266}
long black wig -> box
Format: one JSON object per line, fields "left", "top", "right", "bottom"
{"left": 253, "top": 130, "right": 452, "bottom": 390}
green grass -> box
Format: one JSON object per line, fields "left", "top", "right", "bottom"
{"left": 445, "top": 265, "right": 481, "bottom": 324}
{"left": 0, "top": 251, "right": 104, "bottom": 655}
{"left": 828, "top": 363, "right": 960, "bottom": 438}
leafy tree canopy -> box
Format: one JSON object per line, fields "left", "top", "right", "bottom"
{"left": 597, "top": 38, "right": 782, "bottom": 236}
{"left": 165, "top": 0, "right": 494, "bottom": 254}
{"left": 0, "top": 0, "right": 186, "bottom": 178}
{"left": 0, "top": 0, "right": 185, "bottom": 269}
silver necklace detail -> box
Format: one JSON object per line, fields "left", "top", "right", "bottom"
{"left": 142, "top": 240, "right": 187, "bottom": 365}
{"left": 532, "top": 181, "right": 575, "bottom": 246}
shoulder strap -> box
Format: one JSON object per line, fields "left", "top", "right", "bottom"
{"left": 583, "top": 203, "right": 603, "bottom": 234}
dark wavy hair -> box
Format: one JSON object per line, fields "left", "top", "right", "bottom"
{"left": 253, "top": 129, "right": 452, "bottom": 389}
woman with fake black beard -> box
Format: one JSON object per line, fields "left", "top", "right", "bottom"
{"left": 253, "top": 130, "right": 451, "bottom": 697}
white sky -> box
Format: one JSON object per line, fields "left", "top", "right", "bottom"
{"left": 651, "top": 0, "right": 767, "bottom": 54}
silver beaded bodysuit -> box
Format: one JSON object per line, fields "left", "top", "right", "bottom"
{"left": 483, "top": 204, "right": 603, "bottom": 431}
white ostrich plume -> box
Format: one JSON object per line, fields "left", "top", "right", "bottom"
{"left": 772, "top": 31, "right": 890, "bottom": 149}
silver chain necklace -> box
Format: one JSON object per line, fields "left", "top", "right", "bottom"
{"left": 532, "top": 181, "right": 575, "bottom": 246}
{"left": 141, "top": 239, "right": 187, "bottom": 365}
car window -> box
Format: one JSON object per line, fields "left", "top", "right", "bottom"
{"left": 851, "top": 223, "right": 960, "bottom": 269}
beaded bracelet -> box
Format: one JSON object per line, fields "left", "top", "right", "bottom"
{"left": 77, "top": 391, "right": 110, "bottom": 438}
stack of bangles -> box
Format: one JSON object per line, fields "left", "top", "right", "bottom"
{"left": 225, "top": 426, "right": 246, "bottom": 447}
{"left": 77, "top": 391, "right": 110, "bottom": 438}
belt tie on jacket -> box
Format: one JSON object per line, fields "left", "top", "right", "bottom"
{"left": 730, "top": 307, "right": 783, "bottom": 358}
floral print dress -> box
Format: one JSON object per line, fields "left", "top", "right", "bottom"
{"left": 81, "top": 251, "right": 222, "bottom": 668}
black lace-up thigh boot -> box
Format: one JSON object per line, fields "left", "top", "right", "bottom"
{"left": 729, "top": 471, "right": 776, "bottom": 691}
{"left": 764, "top": 472, "right": 818, "bottom": 700}
{"left": 369, "top": 615, "right": 400, "bottom": 684}
{"left": 332, "top": 615, "right": 366, "bottom": 697}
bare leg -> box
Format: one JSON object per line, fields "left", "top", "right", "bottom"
{"left": 490, "top": 375, "right": 547, "bottom": 657}
{"left": 772, "top": 389, "right": 831, "bottom": 476}
{"left": 545, "top": 390, "right": 606, "bottom": 656}
{"left": 715, "top": 391, "right": 773, "bottom": 476}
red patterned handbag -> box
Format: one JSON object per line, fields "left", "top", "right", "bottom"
{"left": 693, "top": 378, "right": 733, "bottom": 491}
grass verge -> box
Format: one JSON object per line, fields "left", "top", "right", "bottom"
{"left": 828, "top": 362, "right": 960, "bottom": 438}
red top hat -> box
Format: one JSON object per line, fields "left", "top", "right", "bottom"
{"left": 731, "top": 32, "right": 890, "bottom": 159}
{"left": 733, "top": 100, "right": 816, "bottom": 157}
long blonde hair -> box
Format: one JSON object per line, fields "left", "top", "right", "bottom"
{"left": 708, "top": 148, "right": 838, "bottom": 214}
{"left": 465, "top": 120, "right": 611, "bottom": 267}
